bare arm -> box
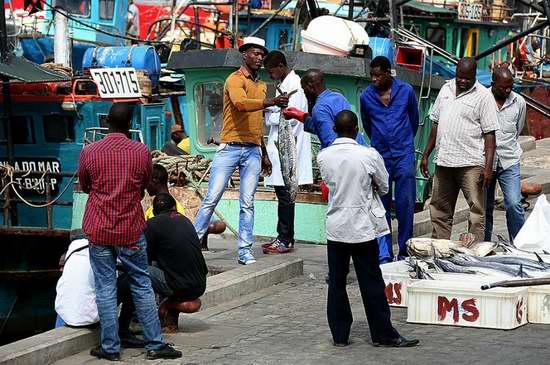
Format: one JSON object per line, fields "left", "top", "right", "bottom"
{"left": 421, "top": 123, "right": 438, "bottom": 177}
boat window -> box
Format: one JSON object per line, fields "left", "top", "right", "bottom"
{"left": 13, "top": 117, "right": 35, "bottom": 144}
{"left": 66, "top": 0, "right": 91, "bottom": 17}
{"left": 194, "top": 82, "right": 224, "bottom": 146}
{"left": 452, "top": 28, "right": 459, "bottom": 57}
{"left": 99, "top": 0, "right": 115, "bottom": 20}
{"left": 43, "top": 115, "right": 75, "bottom": 143}
{"left": 278, "top": 29, "right": 289, "bottom": 50}
{"left": 98, "top": 114, "right": 109, "bottom": 128}
{"left": 471, "top": 32, "right": 478, "bottom": 56}
{"left": 3, "top": 116, "right": 35, "bottom": 144}
{"left": 426, "top": 27, "right": 446, "bottom": 50}
{"left": 150, "top": 124, "right": 158, "bottom": 150}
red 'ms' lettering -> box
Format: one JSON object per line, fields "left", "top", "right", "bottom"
{"left": 385, "top": 283, "right": 394, "bottom": 304}
{"left": 461, "top": 298, "right": 479, "bottom": 322}
{"left": 394, "top": 282, "right": 402, "bottom": 305}
{"left": 437, "top": 296, "right": 459, "bottom": 323}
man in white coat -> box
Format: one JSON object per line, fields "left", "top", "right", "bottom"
{"left": 262, "top": 50, "right": 313, "bottom": 254}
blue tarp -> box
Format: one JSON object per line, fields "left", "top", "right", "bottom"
{"left": 427, "top": 59, "right": 493, "bottom": 87}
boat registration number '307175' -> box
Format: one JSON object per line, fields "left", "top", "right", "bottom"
{"left": 90, "top": 67, "right": 142, "bottom": 98}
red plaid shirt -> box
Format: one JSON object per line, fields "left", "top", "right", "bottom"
{"left": 78, "top": 133, "right": 152, "bottom": 246}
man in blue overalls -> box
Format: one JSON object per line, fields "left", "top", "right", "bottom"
{"left": 360, "top": 56, "right": 419, "bottom": 263}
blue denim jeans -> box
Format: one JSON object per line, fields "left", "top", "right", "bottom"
{"left": 194, "top": 144, "right": 261, "bottom": 251}
{"left": 89, "top": 235, "right": 165, "bottom": 354}
{"left": 485, "top": 163, "right": 525, "bottom": 242}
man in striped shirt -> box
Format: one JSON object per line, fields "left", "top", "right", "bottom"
{"left": 78, "top": 103, "right": 181, "bottom": 361}
{"left": 421, "top": 57, "right": 499, "bottom": 242}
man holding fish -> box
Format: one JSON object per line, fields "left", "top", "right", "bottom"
{"left": 262, "top": 50, "right": 313, "bottom": 254}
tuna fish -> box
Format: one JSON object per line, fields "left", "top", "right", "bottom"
{"left": 433, "top": 258, "right": 477, "bottom": 274}
{"left": 276, "top": 105, "right": 298, "bottom": 202}
{"left": 475, "top": 255, "right": 550, "bottom": 271}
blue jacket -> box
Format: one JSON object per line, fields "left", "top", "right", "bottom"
{"left": 360, "top": 79, "right": 419, "bottom": 158}
{"left": 304, "top": 89, "right": 366, "bottom": 149}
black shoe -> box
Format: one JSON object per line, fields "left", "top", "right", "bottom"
{"left": 90, "top": 346, "right": 120, "bottom": 361}
{"left": 120, "top": 333, "right": 147, "bottom": 348}
{"left": 146, "top": 344, "right": 182, "bottom": 360}
{"left": 374, "top": 336, "right": 419, "bottom": 348}
{"left": 333, "top": 339, "right": 351, "bottom": 347}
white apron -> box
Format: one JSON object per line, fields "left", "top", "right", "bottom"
{"left": 264, "top": 70, "right": 313, "bottom": 186}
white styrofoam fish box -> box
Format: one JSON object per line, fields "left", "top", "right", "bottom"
{"left": 381, "top": 261, "right": 410, "bottom": 307}
{"left": 527, "top": 285, "right": 550, "bottom": 324}
{"left": 407, "top": 280, "right": 528, "bottom": 329}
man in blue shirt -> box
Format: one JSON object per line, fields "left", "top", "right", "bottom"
{"left": 360, "top": 56, "right": 419, "bottom": 263}
{"left": 283, "top": 69, "right": 365, "bottom": 148}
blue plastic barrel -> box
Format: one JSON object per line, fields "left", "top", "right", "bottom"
{"left": 369, "top": 37, "right": 395, "bottom": 65}
{"left": 82, "top": 46, "right": 161, "bottom": 87}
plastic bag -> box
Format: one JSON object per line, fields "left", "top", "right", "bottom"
{"left": 514, "top": 194, "right": 550, "bottom": 252}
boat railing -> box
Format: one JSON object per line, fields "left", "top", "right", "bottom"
{"left": 83, "top": 127, "right": 144, "bottom": 144}
{"left": 1, "top": 168, "right": 76, "bottom": 230}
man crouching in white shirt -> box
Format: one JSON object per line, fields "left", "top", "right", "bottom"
{"left": 317, "top": 110, "right": 419, "bottom": 348}
{"left": 55, "top": 230, "right": 98, "bottom": 327}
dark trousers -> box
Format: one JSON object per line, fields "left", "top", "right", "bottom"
{"left": 275, "top": 185, "right": 295, "bottom": 245}
{"left": 327, "top": 240, "right": 399, "bottom": 344}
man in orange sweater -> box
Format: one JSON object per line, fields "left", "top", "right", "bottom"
{"left": 193, "top": 37, "right": 289, "bottom": 265}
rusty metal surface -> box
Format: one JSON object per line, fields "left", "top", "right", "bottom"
{"left": 0, "top": 269, "right": 61, "bottom": 281}
{"left": 0, "top": 227, "right": 70, "bottom": 238}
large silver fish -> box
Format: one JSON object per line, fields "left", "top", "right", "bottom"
{"left": 276, "top": 110, "right": 298, "bottom": 202}
{"left": 433, "top": 258, "right": 477, "bottom": 274}
{"left": 475, "top": 255, "right": 550, "bottom": 271}
{"left": 446, "top": 256, "right": 531, "bottom": 278}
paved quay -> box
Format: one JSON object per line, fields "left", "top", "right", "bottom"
{"left": 25, "top": 137, "right": 550, "bottom": 364}
{"left": 55, "top": 197, "right": 550, "bottom": 365}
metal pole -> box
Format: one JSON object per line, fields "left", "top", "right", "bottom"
{"left": 388, "top": 0, "right": 396, "bottom": 30}
{"left": 348, "top": 0, "right": 354, "bottom": 20}
{"left": 474, "top": 20, "right": 549, "bottom": 60}
{"left": 229, "top": 0, "right": 234, "bottom": 47}
{"left": 53, "top": 2, "right": 71, "bottom": 67}
{"left": 193, "top": 5, "right": 201, "bottom": 47}
{"left": 0, "top": 0, "right": 14, "bottom": 226}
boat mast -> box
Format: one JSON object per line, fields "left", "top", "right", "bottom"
{"left": 53, "top": 0, "right": 71, "bottom": 68}
{"left": 0, "top": 0, "right": 13, "bottom": 167}
{"left": 0, "top": 0, "right": 14, "bottom": 225}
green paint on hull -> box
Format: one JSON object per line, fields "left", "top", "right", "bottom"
{"left": 216, "top": 198, "right": 328, "bottom": 244}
